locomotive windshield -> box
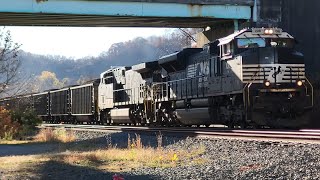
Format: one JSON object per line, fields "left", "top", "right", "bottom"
{"left": 237, "top": 38, "right": 294, "bottom": 49}
{"left": 269, "top": 38, "right": 294, "bottom": 48}
{"left": 237, "top": 38, "right": 266, "bottom": 48}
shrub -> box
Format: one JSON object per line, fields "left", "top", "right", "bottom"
{"left": 10, "top": 109, "right": 42, "bottom": 127}
{"left": 0, "top": 107, "right": 20, "bottom": 140}
{"left": 0, "top": 106, "right": 42, "bottom": 140}
{"left": 10, "top": 109, "right": 42, "bottom": 138}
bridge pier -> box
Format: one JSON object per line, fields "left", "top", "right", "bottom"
{"left": 233, "top": 19, "right": 239, "bottom": 31}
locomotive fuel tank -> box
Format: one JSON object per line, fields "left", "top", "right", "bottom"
{"left": 176, "top": 108, "right": 211, "bottom": 126}
{"left": 110, "top": 108, "right": 133, "bottom": 124}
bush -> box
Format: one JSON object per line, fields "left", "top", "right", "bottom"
{"left": 0, "top": 106, "right": 41, "bottom": 140}
{"left": 0, "top": 107, "right": 20, "bottom": 140}
{"left": 10, "top": 109, "right": 42, "bottom": 138}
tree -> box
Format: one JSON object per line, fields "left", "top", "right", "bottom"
{"left": 33, "top": 71, "right": 70, "bottom": 92}
{"left": 0, "top": 28, "right": 21, "bottom": 95}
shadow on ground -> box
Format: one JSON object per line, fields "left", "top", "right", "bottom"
{"left": 0, "top": 130, "right": 192, "bottom": 157}
{"left": 4, "top": 159, "right": 160, "bottom": 180}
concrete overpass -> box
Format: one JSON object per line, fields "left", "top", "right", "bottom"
{"left": 0, "top": 0, "right": 254, "bottom": 27}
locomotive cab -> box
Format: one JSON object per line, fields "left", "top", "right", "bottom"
{"left": 98, "top": 67, "right": 128, "bottom": 110}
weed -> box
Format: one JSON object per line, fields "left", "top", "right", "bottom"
{"left": 127, "top": 133, "right": 142, "bottom": 149}
{"left": 157, "top": 132, "right": 163, "bottom": 149}
{"left": 134, "top": 134, "right": 142, "bottom": 149}
{"left": 127, "top": 134, "right": 131, "bottom": 149}
{"left": 34, "top": 128, "right": 76, "bottom": 143}
{"left": 171, "top": 153, "right": 178, "bottom": 162}
{"left": 105, "top": 134, "right": 112, "bottom": 148}
{"left": 54, "top": 128, "right": 76, "bottom": 143}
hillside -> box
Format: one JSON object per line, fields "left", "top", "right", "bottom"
{"left": 16, "top": 29, "right": 197, "bottom": 93}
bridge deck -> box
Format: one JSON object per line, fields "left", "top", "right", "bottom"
{"left": 0, "top": 0, "right": 253, "bottom": 27}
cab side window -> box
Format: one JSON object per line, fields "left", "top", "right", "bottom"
{"left": 103, "top": 72, "right": 114, "bottom": 84}
{"left": 223, "top": 44, "right": 230, "bottom": 55}
{"left": 105, "top": 77, "right": 113, "bottom": 84}
{"left": 220, "top": 42, "right": 234, "bottom": 59}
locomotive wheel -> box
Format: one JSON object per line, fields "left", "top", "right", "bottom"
{"left": 227, "top": 120, "right": 235, "bottom": 128}
{"left": 240, "top": 121, "right": 247, "bottom": 129}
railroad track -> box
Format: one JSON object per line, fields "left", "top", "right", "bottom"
{"left": 40, "top": 124, "right": 320, "bottom": 144}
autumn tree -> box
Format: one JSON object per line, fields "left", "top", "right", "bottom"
{"left": 32, "top": 71, "right": 70, "bottom": 92}
{"left": 0, "top": 28, "right": 21, "bottom": 96}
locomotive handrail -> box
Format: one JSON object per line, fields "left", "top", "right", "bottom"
{"left": 113, "top": 88, "right": 134, "bottom": 92}
{"left": 304, "top": 76, "right": 314, "bottom": 108}
{"left": 152, "top": 75, "right": 208, "bottom": 85}
{"left": 151, "top": 75, "right": 208, "bottom": 101}
{"left": 242, "top": 70, "right": 261, "bottom": 120}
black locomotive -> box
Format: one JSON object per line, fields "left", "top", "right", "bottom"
{"left": 0, "top": 28, "right": 313, "bottom": 128}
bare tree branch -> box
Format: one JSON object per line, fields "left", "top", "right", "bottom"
{"left": 0, "top": 28, "right": 22, "bottom": 97}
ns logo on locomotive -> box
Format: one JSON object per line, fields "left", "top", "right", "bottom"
{"left": 0, "top": 28, "right": 313, "bottom": 128}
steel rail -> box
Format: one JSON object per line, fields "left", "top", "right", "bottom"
{"left": 40, "top": 124, "right": 320, "bottom": 143}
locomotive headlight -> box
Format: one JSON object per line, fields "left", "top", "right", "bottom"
{"left": 297, "top": 80, "right": 303, "bottom": 87}
{"left": 264, "top": 29, "right": 274, "bottom": 35}
{"left": 264, "top": 80, "right": 271, "bottom": 87}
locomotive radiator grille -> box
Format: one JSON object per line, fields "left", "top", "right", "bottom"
{"left": 242, "top": 64, "right": 305, "bottom": 84}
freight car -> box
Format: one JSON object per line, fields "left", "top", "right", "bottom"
{"left": 0, "top": 27, "right": 314, "bottom": 128}
{"left": 0, "top": 93, "right": 34, "bottom": 112}
{"left": 33, "top": 91, "right": 50, "bottom": 121}
{"left": 44, "top": 79, "right": 100, "bottom": 124}
{"left": 0, "top": 79, "right": 100, "bottom": 124}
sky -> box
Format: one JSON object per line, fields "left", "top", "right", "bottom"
{"left": 5, "top": 26, "right": 172, "bottom": 59}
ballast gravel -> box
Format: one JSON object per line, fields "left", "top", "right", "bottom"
{"left": 3, "top": 130, "right": 318, "bottom": 179}
{"left": 129, "top": 139, "right": 320, "bottom": 180}
{"left": 72, "top": 130, "right": 320, "bottom": 180}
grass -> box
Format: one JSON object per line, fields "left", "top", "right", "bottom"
{"left": 0, "top": 155, "right": 49, "bottom": 169}
{"left": 51, "top": 133, "right": 207, "bottom": 171}
{"left": 34, "top": 128, "right": 76, "bottom": 143}
{"left": 0, "top": 145, "right": 206, "bottom": 173}
{"left": 0, "top": 140, "right": 32, "bottom": 144}
{"left": 0, "top": 130, "right": 207, "bottom": 177}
